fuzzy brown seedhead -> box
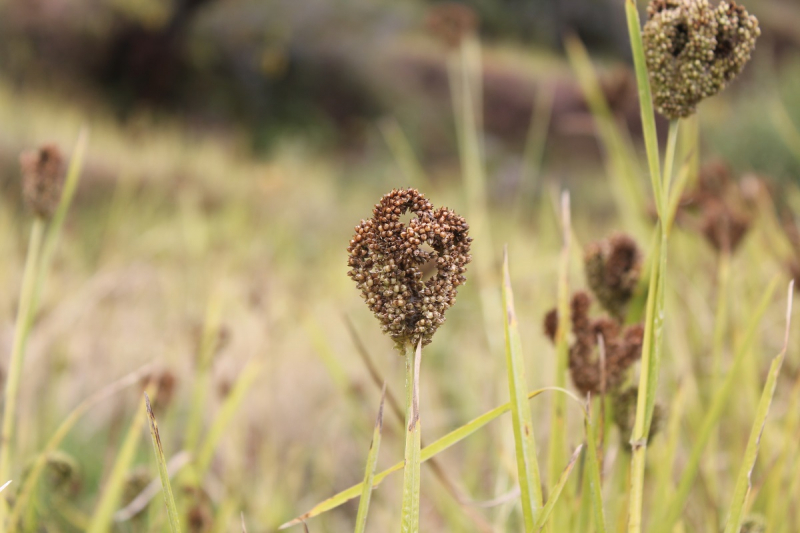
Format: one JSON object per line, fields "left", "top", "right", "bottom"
{"left": 347, "top": 188, "right": 471, "bottom": 350}
{"left": 545, "top": 292, "right": 644, "bottom": 396}
{"left": 19, "top": 144, "right": 66, "bottom": 220}
{"left": 584, "top": 234, "right": 642, "bottom": 320}
{"left": 677, "top": 160, "right": 753, "bottom": 253}
{"left": 643, "top": 0, "right": 760, "bottom": 119}
{"left": 612, "top": 386, "right": 665, "bottom": 448}
{"left": 426, "top": 2, "right": 479, "bottom": 49}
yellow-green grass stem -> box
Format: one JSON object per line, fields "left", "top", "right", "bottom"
{"left": 653, "top": 277, "right": 780, "bottom": 533}
{"left": 546, "top": 191, "right": 572, "bottom": 531}
{"left": 87, "top": 387, "right": 153, "bottom": 533}
{"left": 502, "top": 247, "right": 544, "bottom": 531}
{"left": 0, "top": 218, "right": 46, "bottom": 520}
{"left": 400, "top": 342, "right": 422, "bottom": 533}
{"left": 145, "top": 394, "right": 182, "bottom": 533}
{"left": 722, "top": 283, "right": 793, "bottom": 533}
{"left": 279, "top": 386, "right": 584, "bottom": 529}
{"left": 354, "top": 385, "right": 386, "bottom": 533}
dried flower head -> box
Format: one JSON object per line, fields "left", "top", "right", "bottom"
{"left": 643, "top": 0, "right": 760, "bottom": 119}
{"left": 545, "top": 292, "right": 644, "bottom": 396}
{"left": 699, "top": 199, "right": 751, "bottom": 253}
{"left": 584, "top": 234, "right": 643, "bottom": 320}
{"left": 426, "top": 2, "right": 479, "bottom": 49}
{"left": 19, "top": 144, "right": 66, "bottom": 220}
{"left": 347, "top": 188, "right": 472, "bottom": 350}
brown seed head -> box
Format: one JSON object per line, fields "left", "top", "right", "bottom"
{"left": 425, "top": 2, "right": 479, "bottom": 49}
{"left": 347, "top": 188, "right": 472, "bottom": 350}
{"left": 643, "top": 0, "right": 760, "bottom": 119}
{"left": 612, "top": 386, "right": 665, "bottom": 449}
{"left": 585, "top": 234, "right": 642, "bottom": 320}
{"left": 700, "top": 199, "right": 751, "bottom": 253}
{"left": 19, "top": 144, "right": 66, "bottom": 220}
{"left": 739, "top": 515, "right": 767, "bottom": 533}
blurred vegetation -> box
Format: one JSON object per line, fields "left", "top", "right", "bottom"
{"left": 1, "top": 0, "right": 800, "bottom": 531}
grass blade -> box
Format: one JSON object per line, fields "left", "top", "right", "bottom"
{"left": 585, "top": 398, "right": 608, "bottom": 533}
{"left": 502, "top": 246, "right": 543, "bottom": 531}
{"left": 400, "top": 342, "right": 422, "bottom": 533}
{"left": 145, "top": 393, "right": 182, "bottom": 533}
{"left": 278, "top": 386, "right": 582, "bottom": 529}
{"left": 535, "top": 445, "right": 583, "bottom": 532}
{"left": 354, "top": 384, "right": 387, "bottom": 533}
{"left": 654, "top": 276, "right": 780, "bottom": 533}
{"left": 722, "top": 283, "right": 794, "bottom": 533}
{"left": 86, "top": 395, "right": 149, "bottom": 533}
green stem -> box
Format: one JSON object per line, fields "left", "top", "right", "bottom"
{"left": 400, "top": 343, "right": 422, "bottom": 533}
{"left": 0, "top": 218, "right": 46, "bottom": 520}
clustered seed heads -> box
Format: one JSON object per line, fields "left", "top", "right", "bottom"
{"left": 19, "top": 143, "right": 66, "bottom": 220}
{"left": 347, "top": 188, "right": 472, "bottom": 350}
{"left": 611, "top": 386, "right": 665, "bottom": 448}
{"left": 643, "top": 0, "right": 760, "bottom": 119}
{"left": 676, "top": 160, "right": 754, "bottom": 253}
{"left": 584, "top": 233, "right": 642, "bottom": 320}
{"left": 425, "top": 2, "right": 479, "bottom": 49}
{"left": 545, "top": 292, "right": 644, "bottom": 396}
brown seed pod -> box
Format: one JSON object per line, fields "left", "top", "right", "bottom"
{"left": 347, "top": 188, "right": 472, "bottom": 350}
{"left": 19, "top": 144, "right": 66, "bottom": 220}
{"left": 612, "top": 386, "right": 665, "bottom": 449}
{"left": 425, "top": 2, "right": 479, "bottom": 49}
{"left": 584, "top": 233, "right": 642, "bottom": 320}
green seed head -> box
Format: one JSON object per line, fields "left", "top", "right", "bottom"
{"left": 643, "top": 0, "right": 760, "bottom": 119}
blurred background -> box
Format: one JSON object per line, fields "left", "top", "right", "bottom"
{"left": 1, "top": 0, "right": 800, "bottom": 531}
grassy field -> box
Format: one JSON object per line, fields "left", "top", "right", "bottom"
{"left": 2, "top": 4, "right": 800, "bottom": 532}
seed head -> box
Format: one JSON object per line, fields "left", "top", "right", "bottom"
{"left": 426, "top": 2, "right": 479, "bottom": 49}
{"left": 545, "top": 292, "right": 644, "bottom": 396}
{"left": 347, "top": 188, "right": 472, "bottom": 350}
{"left": 584, "top": 233, "right": 642, "bottom": 320}
{"left": 643, "top": 0, "right": 760, "bottom": 119}
{"left": 739, "top": 515, "right": 767, "bottom": 533}
{"left": 612, "top": 386, "right": 665, "bottom": 448}
{"left": 19, "top": 143, "right": 66, "bottom": 220}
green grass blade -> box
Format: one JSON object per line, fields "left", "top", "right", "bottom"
{"left": 502, "top": 246, "right": 543, "bottom": 531}
{"left": 278, "top": 387, "right": 582, "bottom": 529}
{"left": 196, "top": 357, "right": 263, "bottom": 477}
{"left": 585, "top": 398, "right": 608, "bottom": 533}
{"left": 722, "top": 284, "right": 794, "bottom": 533}
{"left": 8, "top": 364, "right": 152, "bottom": 529}
{"left": 625, "top": 0, "right": 662, "bottom": 215}
{"left": 87, "top": 395, "right": 149, "bottom": 533}
{"left": 400, "top": 342, "right": 422, "bottom": 533}
{"left": 654, "top": 277, "right": 780, "bottom": 533}
{"left": 546, "top": 191, "right": 572, "bottom": 531}
{"left": 145, "top": 393, "right": 182, "bottom": 533}
{"left": 354, "top": 384, "right": 386, "bottom": 533}
{"left": 535, "top": 445, "right": 582, "bottom": 532}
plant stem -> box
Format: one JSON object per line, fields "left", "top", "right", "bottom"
{"left": 0, "top": 218, "right": 46, "bottom": 520}
{"left": 400, "top": 342, "right": 422, "bottom": 533}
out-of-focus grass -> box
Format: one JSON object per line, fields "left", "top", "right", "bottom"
{"left": 1, "top": 26, "right": 799, "bottom": 531}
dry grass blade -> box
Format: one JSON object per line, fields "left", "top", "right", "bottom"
{"left": 114, "top": 451, "right": 192, "bottom": 522}
{"left": 535, "top": 445, "right": 583, "bottom": 532}
{"left": 145, "top": 393, "right": 182, "bottom": 533}
{"left": 722, "top": 282, "right": 794, "bottom": 533}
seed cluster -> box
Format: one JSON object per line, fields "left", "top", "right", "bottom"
{"left": 677, "top": 160, "right": 753, "bottom": 253}
{"left": 347, "top": 188, "right": 472, "bottom": 350}
{"left": 643, "top": 0, "right": 760, "bottom": 119}
{"left": 425, "top": 2, "right": 479, "bottom": 49}
{"left": 19, "top": 144, "right": 66, "bottom": 220}
{"left": 611, "top": 386, "right": 665, "bottom": 447}
{"left": 545, "top": 292, "right": 644, "bottom": 396}
{"left": 584, "top": 234, "right": 642, "bottom": 320}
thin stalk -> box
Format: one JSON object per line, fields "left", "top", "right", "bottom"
{"left": 0, "top": 218, "right": 46, "bottom": 520}
{"left": 546, "top": 191, "right": 572, "bottom": 531}
{"left": 145, "top": 394, "right": 182, "bottom": 533}
{"left": 400, "top": 342, "right": 422, "bottom": 533}
{"left": 354, "top": 385, "right": 386, "bottom": 533}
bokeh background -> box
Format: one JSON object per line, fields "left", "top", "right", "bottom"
{"left": 1, "top": 0, "right": 800, "bottom": 531}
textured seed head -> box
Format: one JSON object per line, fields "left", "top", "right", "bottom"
{"left": 584, "top": 233, "right": 642, "bottom": 320}
{"left": 643, "top": 0, "right": 760, "bottom": 119}
{"left": 19, "top": 143, "right": 65, "bottom": 220}
{"left": 347, "top": 188, "right": 472, "bottom": 350}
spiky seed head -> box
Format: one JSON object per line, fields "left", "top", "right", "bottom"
{"left": 643, "top": 0, "right": 760, "bottom": 119}
{"left": 347, "top": 188, "right": 472, "bottom": 350}
{"left": 19, "top": 143, "right": 66, "bottom": 220}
